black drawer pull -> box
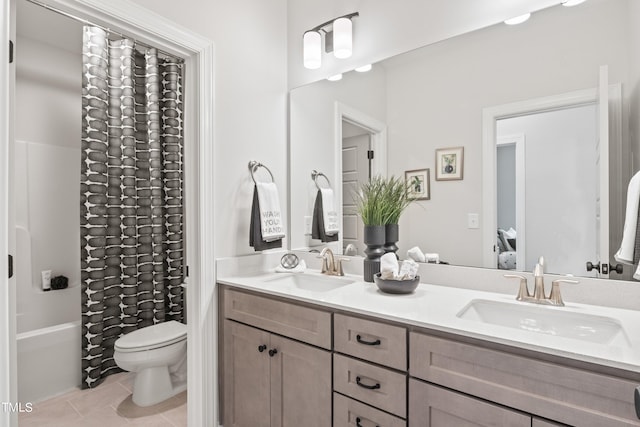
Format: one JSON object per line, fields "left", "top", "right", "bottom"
{"left": 356, "top": 334, "right": 381, "bottom": 346}
{"left": 258, "top": 344, "right": 267, "bottom": 353}
{"left": 269, "top": 348, "right": 278, "bottom": 357}
{"left": 356, "top": 376, "right": 381, "bottom": 390}
{"left": 356, "top": 416, "right": 380, "bottom": 427}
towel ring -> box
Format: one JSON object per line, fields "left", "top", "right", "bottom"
{"left": 249, "top": 161, "right": 274, "bottom": 185}
{"left": 311, "top": 170, "right": 331, "bottom": 190}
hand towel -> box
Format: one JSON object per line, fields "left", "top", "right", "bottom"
{"left": 615, "top": 171, "right": 640, "bottom": 264}
{"left": 398, "top": 259, "right": 419, "bottom": 280}
{"left": 380, "top": 252, "right": 400, "bottom": 279}
{"left": 256, "top": 182, "right": 284, "bottom": 241}
{"left": 424, "top": 253, "right": 440, "bottom": 264}
{"left": 312, "top": 189, "right": 339, "bottom": 242}
{"left": 407, "top": 246, "right": 426, "bottom": 263}
{"left": 250, "top": 185, "right": 283, "bottom": 251}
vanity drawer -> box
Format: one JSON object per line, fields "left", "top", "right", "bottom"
{"left": 410, "top": 332, "right": 640, "bottom": 426}
{"left": 334, "top": 353, "right": 407, "bottom": 418}
{"left": 334, "top": 392, "right": 406, "bottom": 427}
{"left": 223, "top": 288, "right": 331, "bottom": 349}
{"left": 334, "top": 313, "right": 407, "bottom": 370}
{"left": 409, "top": 379, "right": 530, "bottom": 426}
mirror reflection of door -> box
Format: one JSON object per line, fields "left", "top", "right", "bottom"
{"left": 496, "top": 135, "right": 525, "bottom": 272}
{"left": 342, "top": 121, "right": 372, "bottom": 256}
{"left": 496, "top": 104, "right": 599, "bottom": 276}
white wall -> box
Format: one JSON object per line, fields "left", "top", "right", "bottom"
{"left": 287, "top": 0, "right": 560, "bottom": 89}
{"left": 131, "top": 0, "right": 289, "bottom": 258}
{"left": 289, "top": 66, "right": 386, "bottom": 250}
{"left": 14, "top": 36, "right": 81, "bottom": 332}
{"left": 384, "top": 0, "right": 630, "bottom": 267}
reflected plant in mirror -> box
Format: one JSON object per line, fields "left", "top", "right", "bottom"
{"left": 289, "top": 0, "right": 640, "bottom": 281}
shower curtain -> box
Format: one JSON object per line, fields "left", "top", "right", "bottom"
{"left": 80, "top": 26, "right": 185, "bottom": 389}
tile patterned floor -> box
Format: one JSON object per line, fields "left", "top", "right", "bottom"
{"left": 18, "top": 373, "right": 187, "bottom": 427}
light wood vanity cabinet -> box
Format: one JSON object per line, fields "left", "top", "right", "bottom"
{"left": 410, "top": 332, "right": 640, "bottom": 426}
{"left": 221, "top": 288, "right": 332, "bottom": 427}
{"left": 220, "top": 285, "right": 640, "bottom": 427}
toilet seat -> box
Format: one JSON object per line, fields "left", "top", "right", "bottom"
{"left": 115, "top": 321, "right": 187, "bottom": 353}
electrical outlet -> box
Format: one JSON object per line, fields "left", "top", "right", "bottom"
{"left": 467, "top": 213, "right": 479, "bottom": 229}
{"left": 304, "top": 216, "right": 312, "bottom": 234}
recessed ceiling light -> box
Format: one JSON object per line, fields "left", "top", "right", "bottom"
{"left": 327, "top": 74, "right": 343, "bottom": 82}
{"left": 562, "top": 0, "right": 586, "bottom": 6}
{"left": 355, "top": 64, "right": 372, "bottom": 72}
{"left": 504, "top": 13, "right": 531, "bottom": 25}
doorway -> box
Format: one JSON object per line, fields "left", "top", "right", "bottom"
{"left": 334, "top": 102, "right": 387, "bottom": 256}
{"left": 1, "top": 1, "right": 215, "bottom": 426}
{"left": 342, "top": 121, "right": 372, "bottom": 256}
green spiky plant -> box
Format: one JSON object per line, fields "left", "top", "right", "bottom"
{"left": 354, "top": 176, "right": 387, "bottom": 226}
{"left": 381, "top": 176, "right": 414, "bottom": 225}
{"left": 355, "top": 176, "right": 414, "bottom": 226}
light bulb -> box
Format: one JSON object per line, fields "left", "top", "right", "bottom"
{"left": 333, "top": 17, "right": 352, "bottom": 59}
{"left": 562, "top": 0, "right": 586, "bottom": 6}
{"left": 504, "top": 13, "right": 531, "bottom": 25}
{"left": 303, "top": 31, "right": 322, "bottom": 69}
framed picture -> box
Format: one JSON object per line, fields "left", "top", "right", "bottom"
{"left": 405, "top": 168, "right": 430, "bottom": 200}
{"left": 435, "top": 146, "right": 464, "bottom": 181}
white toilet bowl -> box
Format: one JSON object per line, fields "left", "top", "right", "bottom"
{"left": 114, "top": 320, "right": 187, "bottom": 407}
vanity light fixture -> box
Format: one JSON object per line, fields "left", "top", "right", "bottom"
{"left": 561, "top": 0, "right": 587, "bottom": 6}
{"left": 327, "top": 74, "right": 343, "bottom": 82}
{"left": 504, "top": 13, "right": 531, "bottom": 25}
{"left": 355, "top": 64, "right": 372, "bottom": 72}
{"left": 302, "top": 12, "right": 359, "bottom": 69}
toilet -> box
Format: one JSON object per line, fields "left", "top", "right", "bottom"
{"left": 114, "top": 320, "right": 187, "bottom": 407}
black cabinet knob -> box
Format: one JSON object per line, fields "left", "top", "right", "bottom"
{"left": 268, "top": 348, "right": 278, "bottom": 357}
{"left": 257, "top": 344, "right": 267, "bottom": 353}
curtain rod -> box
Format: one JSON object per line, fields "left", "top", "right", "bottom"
{"left": 23, "top": 0, "right": 185, "bottom": 63}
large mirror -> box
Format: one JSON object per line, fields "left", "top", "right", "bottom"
{"left": 289, "top": 0, "right": 640, "bottom": 280}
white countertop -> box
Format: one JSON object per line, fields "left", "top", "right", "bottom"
{"left": 218, "top": 269, "right": 640, "bottom": 374}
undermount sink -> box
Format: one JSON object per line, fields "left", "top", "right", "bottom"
{"left": 263, "top": 274, "right": 356, "bottom": 293}
{"left": 457, "top": 299, "right": 630, "bottom": 347}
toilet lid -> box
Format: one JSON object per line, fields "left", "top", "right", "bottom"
{"left": 115, "top": 321, "right": 187, "bottom": 351}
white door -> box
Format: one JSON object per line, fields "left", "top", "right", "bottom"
{"left": 342, "top": 133, "right": 370, "bottom": 256}
{"left": 596, "top": 65, "right": 610, "bottom": 278}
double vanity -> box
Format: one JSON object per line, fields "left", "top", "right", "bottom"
{"left": 217, "top": 253, "right": 640, "bottom": 426}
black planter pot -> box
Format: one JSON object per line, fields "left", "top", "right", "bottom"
{"left": 383, "top": 223, "right": 399, "bottom": 257}
{"left": 363, "top": 225, "right": 385, "bottom": 282}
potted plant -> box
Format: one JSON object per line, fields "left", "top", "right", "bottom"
{"left": 355, "top": 176, "right": 415, "bottom": 281}
{"left": 355, "top": 176, "right": 387, "bottom": 282}
{"left": 381, "top": 176, "right": 414, "bottom": 256}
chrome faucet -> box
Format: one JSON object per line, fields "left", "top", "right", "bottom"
{"left": 504, "top": 256, "right": 579, "bottom": 307}
{"left": 318, "top": 248, "right": 348, "bottom": 276}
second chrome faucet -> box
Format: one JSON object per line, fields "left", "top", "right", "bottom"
{"left": 504, "top": 256, "right": 579, "bottom": 307}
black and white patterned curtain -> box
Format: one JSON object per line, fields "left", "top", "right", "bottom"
{"left": 81, "top": 26, "right": 185, "bottom": 389}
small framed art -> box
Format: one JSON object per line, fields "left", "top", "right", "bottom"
{"left": 405, "top": 168, "right": 430, "bottom": 200}
{"left": 435, "top": 146, "right": 464, "bottom": 181}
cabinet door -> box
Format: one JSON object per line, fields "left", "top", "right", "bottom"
{"left": 224, "top": 320, "right": 271, "bottom": 427}
{"left": 409, "top": 379, "right": 530, "bottom": 427}
{"left": 270, "top": 334, "right": 332, "bottom": 427}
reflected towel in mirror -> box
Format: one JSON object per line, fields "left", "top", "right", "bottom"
{"left": 312, "top": 189, "right": 339, "bottom": 242}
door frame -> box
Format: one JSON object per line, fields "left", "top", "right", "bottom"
{"left": 1, "top": 1, "right": 216, "bottom": 426}
{"left": 334, "top": 102, "right": 387, "bottom": 253}
{"left": 481, "top": 84, "right": 622, "bottom": 270}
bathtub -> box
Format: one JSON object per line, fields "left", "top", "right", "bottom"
{"left": 17, "top": 321, "right": 82, "bottom": 403}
